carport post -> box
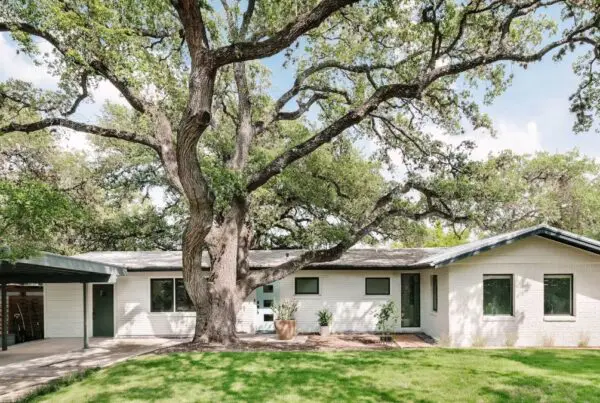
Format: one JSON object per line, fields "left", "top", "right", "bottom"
{"left": 83, "top": 283, "right": 88, "bottom": 349}
{"left": 1, "top": 283, "right": 7, "bottom": 351}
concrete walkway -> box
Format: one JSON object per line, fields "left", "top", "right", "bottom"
{"left": 0, "top": 337, "right": 185, "bottom": 402}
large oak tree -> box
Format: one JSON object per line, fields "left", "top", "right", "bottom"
{"left": 1, "top": 0, "right": 599, "bottom": 343}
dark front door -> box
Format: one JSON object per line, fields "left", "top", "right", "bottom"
{"left": 93, "top": 284, "right": 114, "bottom": 337}
{"left": 401, "top": 273, "right": 420, "bottom": 327}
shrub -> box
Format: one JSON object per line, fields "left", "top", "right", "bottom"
{"left": 317, "top": 309, "right": 333, "bottom": 327}
{"left": 272, "top": 299, "right": 298, "bottom": 320}
{"left": 578, "top": 332, "right": 590, "bottom": 348}
{"left": 375, "top": 301, "right": 399, "bottom": 339}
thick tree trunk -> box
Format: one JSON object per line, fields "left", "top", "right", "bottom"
{"left": 191, "top": 200, "right": 248, "bottom": 344}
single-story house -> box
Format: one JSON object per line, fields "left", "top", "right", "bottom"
{"left": 24, "top": 224, "right": 600, "bottom": 346}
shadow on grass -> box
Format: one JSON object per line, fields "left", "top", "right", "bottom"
{"left": 22, "top": 349, "right": 600, "bottom": 402}
{"left": 91, "top": 352, "right": 417, "bottom": 402}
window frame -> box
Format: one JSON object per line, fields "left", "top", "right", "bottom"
{"left": 482, "top": 274, "right": 514, "bottom": 316}
{"left": 294, "top": 277, "right": 320, "bottom": 295}
{"left": 365, "top": 277, "right": 391, "bottom": 296}
{"left": 150, "top": 278, "right": 174, "bottom": 313}
{"left": 150, "top": 278, "right": 194, "bottom": 313}
{"left": 431, "top": 275, "right": 438, "bottom": 312}
{"left": 543, "top": 274, "right": 574, "bottom": 316}
{"left": 174, "top": 278, "right": 195, "bottom": 312}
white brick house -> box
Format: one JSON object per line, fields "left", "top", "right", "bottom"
{"left": 43, "top": 225, "right": 600, "bottom": 347}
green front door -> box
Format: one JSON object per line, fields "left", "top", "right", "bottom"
{"left": 93, "top": 284, "right": 114, "bottom": 337}
{"left": 401, "top": 273, "right": 420, "bottom": 328}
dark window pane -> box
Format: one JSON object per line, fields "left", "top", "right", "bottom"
{"left": 544, "top": 275, "right": 573, "bottom": 315}
{"left": 264, "top": 314, "right": 274, "bottom": 322}
{"left": 365, "top": 278, "right": 390, "bottom": 295}
{"left": 483, "top": 275, "right": 512, "bottom": 315}
{"left": 175, "top": 279, "right": 194, "bottom": 312}
{"left": 295, "top": 278, "right": 319, "bottom": 294}
{"left": 263, "top": 285, "right": 274, "bottom": 293}
{"left": 432, "top": 275, "right": 438, "bottom": 312}
{"left": 263, "top": 299, "right": 273, "bottom": 308}
{"left": 151, "top": 279, "right": 174, "bottom": 312}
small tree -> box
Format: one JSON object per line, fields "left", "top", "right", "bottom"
{"left": 317, "top": 309, "right": 333, "bottom": 327}
{"left": 375, "top": 301, "right": 399, "bottom": 342}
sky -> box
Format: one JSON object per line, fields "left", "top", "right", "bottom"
{"left": 1, "top": 21, "right": 599, "bottom": 164}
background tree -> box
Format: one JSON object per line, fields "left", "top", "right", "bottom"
{"left": 1, "top": 0, "right": 599, "bottom": 343}
{"left": 0, "top": 104, "right": 183, "bottom": 256}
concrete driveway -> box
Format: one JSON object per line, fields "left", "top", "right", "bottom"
{"left": 0, "top": 337, "right": 185, "bottom": 402}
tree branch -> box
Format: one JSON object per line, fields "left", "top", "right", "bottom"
{"left": 0, "top": 22, "right": 148, "bottom": 113}
{"left": 0, "top": 118, "right": 159, "bottom": 151}
{"left": 212, "top": 0, "right": 359, "bottom": 66}
{"left": 247, "top": 83, "right": 420, "bottom": 191}
{"left": 241, "top": 182, "right": 469, "bottom": 289}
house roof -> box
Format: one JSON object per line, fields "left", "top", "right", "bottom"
{"left": 0, "top": 252, "right": 126, "bottom": 283}
{"left": 417, "top": 224, "right": 600, "bottom": 267}
{"left": 74, "top": 224, "right": 600, "bottom": 271}
{"left": 76, "top": 248, "right": 444, "bottom": 271}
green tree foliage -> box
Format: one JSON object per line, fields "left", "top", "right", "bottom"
{"left": 0, "top": 179, "right": 85, "bottom": 259}
{"left": 0, "top": 117, "right": 183, "bottom": 257}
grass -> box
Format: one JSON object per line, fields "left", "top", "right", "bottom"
{"left": 22, "top": 349, "right": 600, "bottom": 402}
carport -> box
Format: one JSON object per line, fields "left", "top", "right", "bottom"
{"left": 0, "top": 253, "right": 126, "bottom": 351}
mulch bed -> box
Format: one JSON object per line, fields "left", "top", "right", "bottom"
{"left": 154, "top": 333, "right": 435, "bottom": 354}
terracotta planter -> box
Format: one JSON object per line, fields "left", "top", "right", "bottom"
{"left": 275, "top": 320, "right": 296, "bottom": 340}
{"left": 320, "top": 326, "right": 330, "bottom": 337}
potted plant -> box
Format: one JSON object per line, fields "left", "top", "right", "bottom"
{"left": 272, "top": 299, "right": 298, "bottom": 340}
{"left": 317, "top": 309, "right": 333, "bottom": 336}
{"left": 375, "top": 301, "right": 399, "bottom": 343}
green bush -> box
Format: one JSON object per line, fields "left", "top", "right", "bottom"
{"left": 317, "top": 309, "right": 333, "bottom": 326}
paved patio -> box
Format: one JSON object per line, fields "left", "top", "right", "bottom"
{"left": 0, "top": 337, "right": 185, "bottom": 402}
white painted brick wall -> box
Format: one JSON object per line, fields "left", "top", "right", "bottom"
{"left": 419, "top": 268, "right": 449, "bottom": 340}
{"left": 279, "top": 270, "right": 413, "bottom": 333}
{"left": 45, "top": 272, "right": 257, "bottom": 338}
{"left": 44, "top": 283, "right": 91, "bottom": 337}
{"left": 447, "top": 236, "right": 600, "bottom": 347}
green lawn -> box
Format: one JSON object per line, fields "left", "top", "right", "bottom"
{"left": 25, "top": 349, "right": 600, "bottom": 402}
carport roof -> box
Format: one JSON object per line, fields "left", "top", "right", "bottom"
{"left": 0, "top": 252, "right": 127, "bottom": 283}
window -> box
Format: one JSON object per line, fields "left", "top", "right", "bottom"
{"left": 263, "top": 299, "right": 273, "bottom": 308}
{"left": 263, "top": 285, "right": 274, "bottom": 293}
{"left": 151, "top": 279, "right": 173, "bottom": 312}
{"left": 151, "top": 279, "right": 194, "bottom": 312}
{"left": 295, "top": 277, "right": 319, "bottom": 295}
{"left": 365, "top": 278, "right": 390, "bottom": 295}
{"left": 431, "top": 275, "right": 438, "bottom": 312}
{"left": 483, "top": 275, "right": 513, "bottom": 316}
{"left": 544, "top": 274, "right": 573, "bottom": 315}
{"left": 263, "top": 314, "right": 274, "bottom": 322}
{"left": 175, "top": 279, "right": 194, "bottom": 312}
